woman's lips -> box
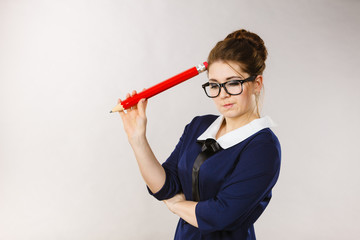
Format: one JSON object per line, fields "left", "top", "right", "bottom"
{"left": 223, "top": 103, "right": 234, "bottom": 108}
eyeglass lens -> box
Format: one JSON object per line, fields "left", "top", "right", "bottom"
{"left": 205, "top": 80, "right": 242, "bottom": 97}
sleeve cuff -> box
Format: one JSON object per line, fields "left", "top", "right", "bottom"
{"left": 146, "top": 170, "right": 178, "bottom": 201}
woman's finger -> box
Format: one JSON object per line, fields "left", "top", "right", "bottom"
{"left": 138, "top": 98, "right": 147, "bottom": 118}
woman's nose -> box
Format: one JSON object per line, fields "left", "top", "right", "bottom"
{"left": 218, "top": 86, "right": 230, "bottom": 98}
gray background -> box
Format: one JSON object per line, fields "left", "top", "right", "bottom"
{"left": 1, "top": 0, "right": 359, "bottom": 239}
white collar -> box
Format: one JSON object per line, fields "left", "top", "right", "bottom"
{"left": 197, "top": 115, "right": 277, "bottom": 149}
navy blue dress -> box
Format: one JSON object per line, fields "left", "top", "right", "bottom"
{"left": 148, "top": 115, "right": 281, "bottom": 239}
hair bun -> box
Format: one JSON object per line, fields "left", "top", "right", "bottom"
{"left": 225, "top": 29, "right": 267, "bottom": 62}
{"left": 207, "top": 29, "right": 268, "bottom": 75}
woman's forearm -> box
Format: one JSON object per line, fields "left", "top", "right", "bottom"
{"left": 129, "top": 135, "right": 166, "bottom": 194}
{"left": 164, "top": 193, "right": 199, "bottom": 228}
{"left": 118, "top": 96, "right": 165, "bottom": 193}
{"left": 171, "top": 200, "right": 199, "bottom": 228}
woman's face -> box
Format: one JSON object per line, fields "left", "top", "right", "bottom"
{"left": 207, "top": 60, "right": 261, "bottom": 120}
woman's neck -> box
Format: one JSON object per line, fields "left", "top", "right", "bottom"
{"left": 216, "top": 113, "right": 259, "bottom": 139}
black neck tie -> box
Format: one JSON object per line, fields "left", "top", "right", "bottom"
{"left": 192, "top": 139, "right": 222, "bottom": 201}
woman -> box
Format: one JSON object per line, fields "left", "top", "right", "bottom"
{"left": 118, "top": 29, "right": 281, "bottom": 240}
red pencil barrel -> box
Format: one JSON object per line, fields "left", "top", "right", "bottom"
{"left": 121, "top": 64, "right": 205, "bottom": 110}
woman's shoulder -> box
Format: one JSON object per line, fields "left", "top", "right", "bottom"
{"left": 190, "top": 114, "right": 219, "bottom": 126}
{"left": 243, "top": 128, "right": 281, "bottom": 162}
{"left": 252, "top": 127, "right": 280, "bottom": 145}
{"left": 182, "top": 114, "right": 219, "bottom": 138}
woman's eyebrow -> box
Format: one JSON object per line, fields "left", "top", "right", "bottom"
{"left": 208, "top": 78, "right": 219, "bottom": 82}
{"left": 209, "top": 76, "right": 242, "bottom": 82}
{"left": 226, "top": 76, "right": 243, "bottom": 80}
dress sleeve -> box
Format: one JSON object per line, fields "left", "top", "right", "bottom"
{"left": 147, "top": 122, "right": 191, "bottom": 201}
{"left": 195, "top": 139, "right": 281, "bottom": 234}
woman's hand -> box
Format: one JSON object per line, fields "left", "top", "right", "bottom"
{"left": 163, "top": 193, "right": 199, "bottom": 227}
{"left": 163, "top": 193, "right": 186, "bottom": 214}
{"left": 118, "top": 90, "right": 148, "bottom": 143}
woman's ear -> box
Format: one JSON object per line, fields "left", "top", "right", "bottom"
{"left": 253, "top": 75, "right": 263, "bottom": 94}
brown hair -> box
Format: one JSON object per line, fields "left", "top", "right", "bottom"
{"left": 208, "top": 29, "right": 268, "bottom": 75}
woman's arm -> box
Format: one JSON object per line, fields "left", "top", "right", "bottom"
{"left": 164, "top": 193, "right": 199, "bottom": 228}
{"left": 118, "top": 91, "right": 166, "bottom": 193}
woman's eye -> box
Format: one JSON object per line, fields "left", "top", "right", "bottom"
{"left": 227, "top": 81, "right": 240, "bottom": 86}
{"left": 209, "top": 83, "right": 219, "bottom": 89}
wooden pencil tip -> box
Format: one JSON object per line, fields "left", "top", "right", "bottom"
{"left": 110, "top": 103, "right": 124, "bottom": 113}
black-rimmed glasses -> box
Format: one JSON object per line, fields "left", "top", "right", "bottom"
{"left": 202, "top": 75, "right": 257, "bottom": 98}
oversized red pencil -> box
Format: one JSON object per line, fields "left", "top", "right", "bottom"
{"left": 110, "top": 62, "right": 208, "bottom": 113}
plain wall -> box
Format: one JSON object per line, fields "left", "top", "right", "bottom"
{"left": 1, "top": 0, "right": 360, "bottom": 239}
